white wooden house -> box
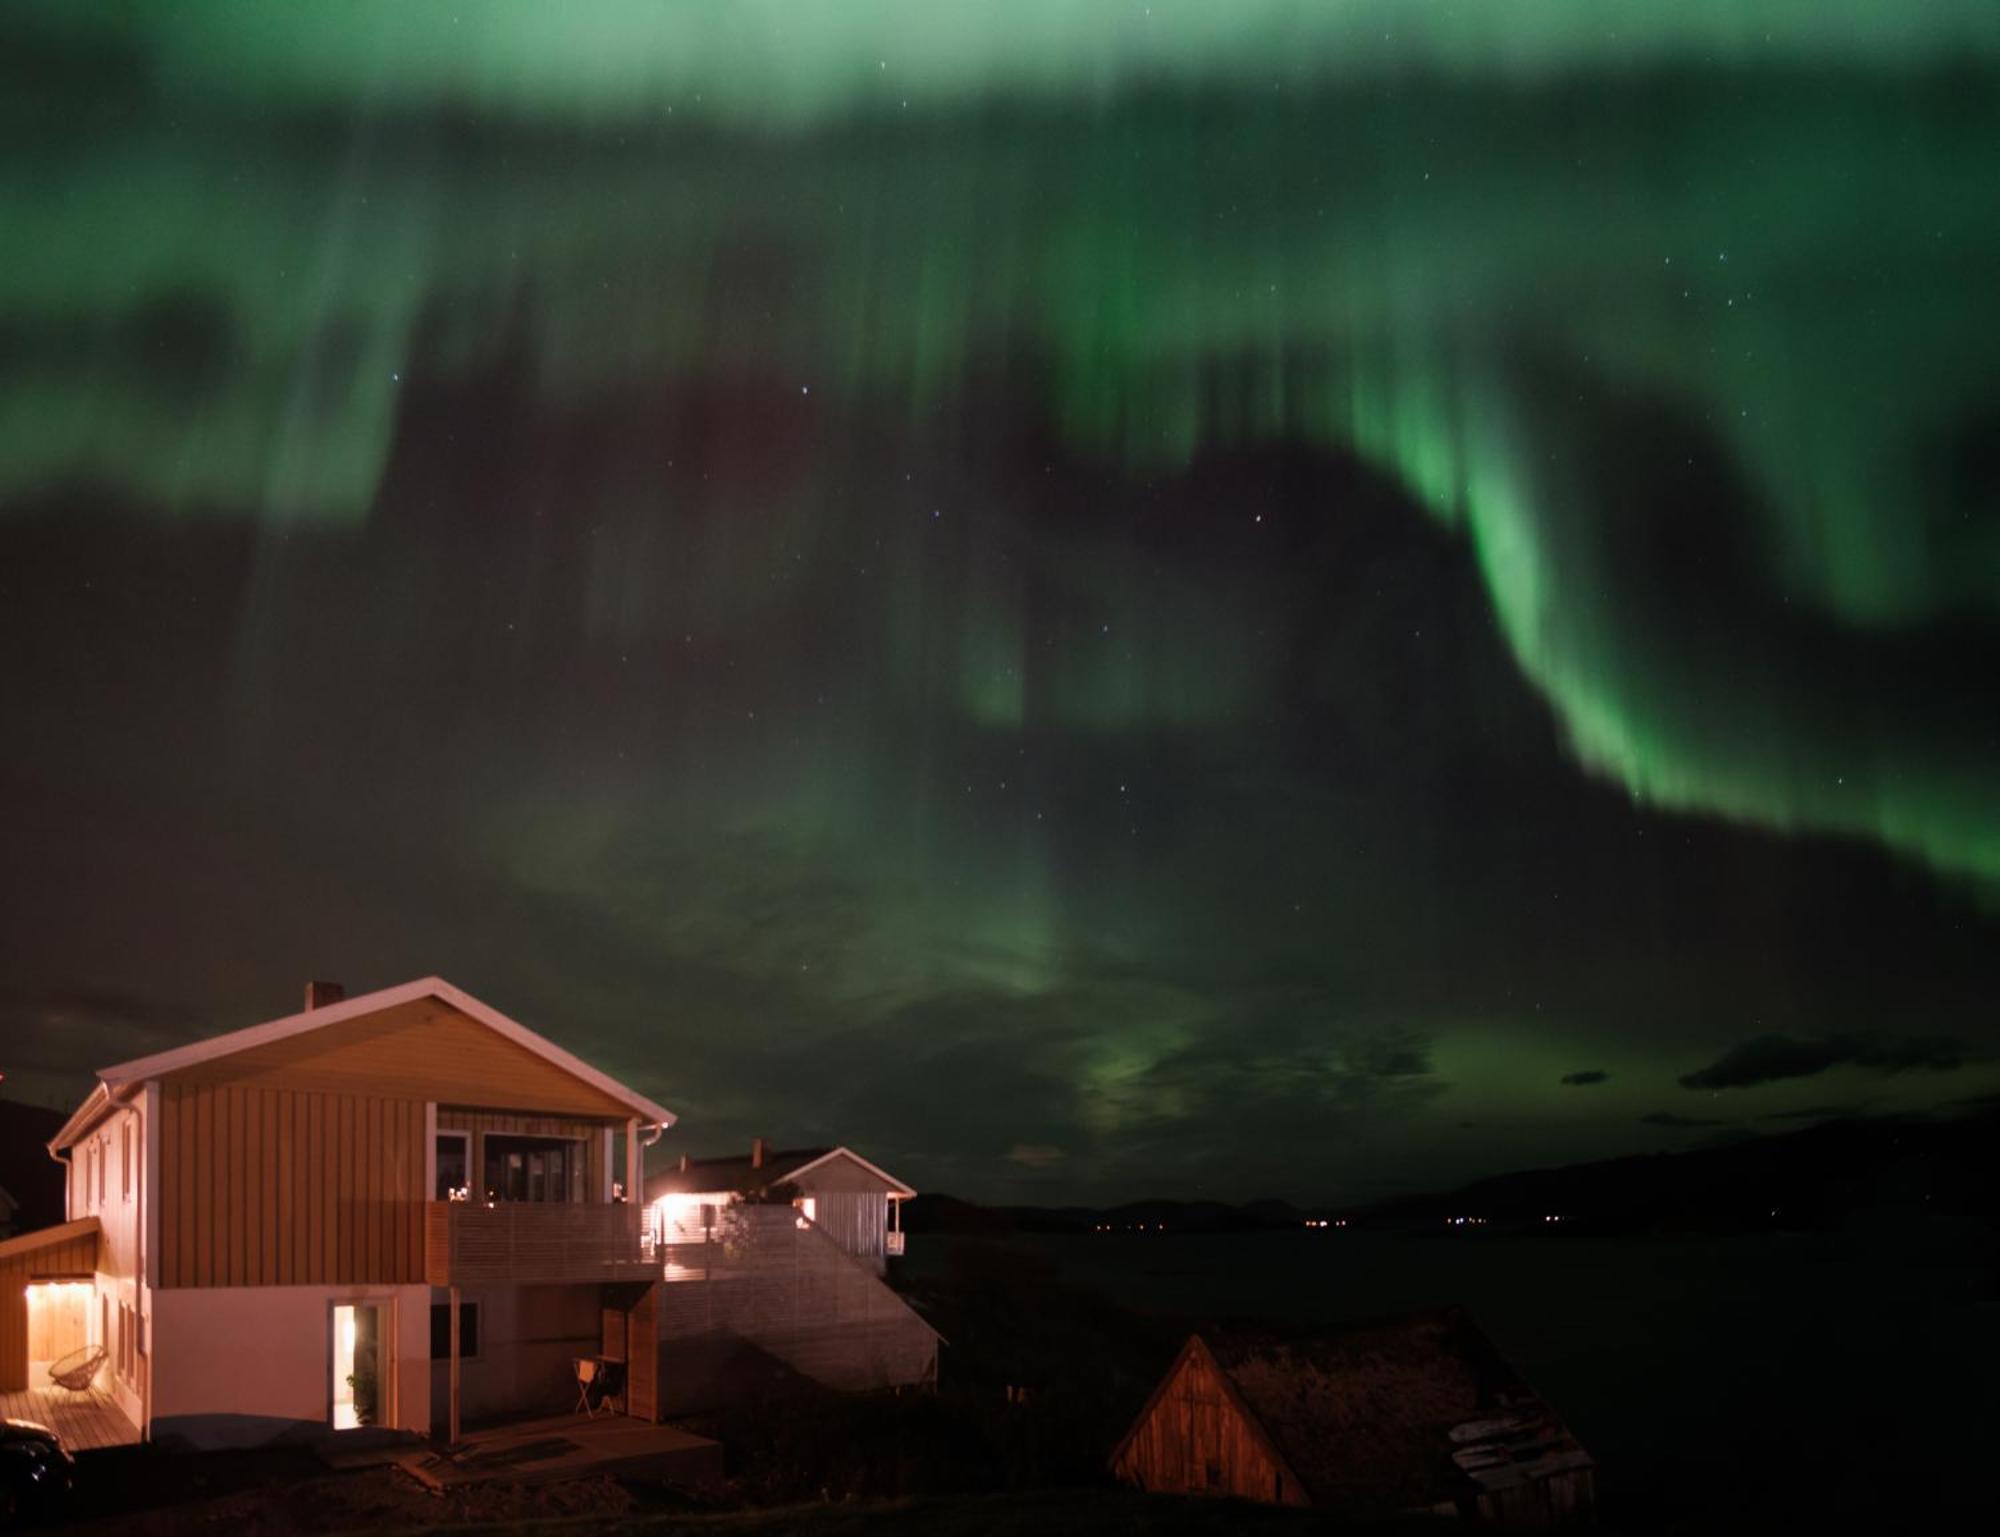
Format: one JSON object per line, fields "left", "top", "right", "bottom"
{"left": 4, "top": 978, "right": 673, "bottom": 1447}
{"left": 644, "top": 1140, "right": 915, "bottom": 1274}
{"left": 4, "top": 980, "right": 938, "bottom": 1447}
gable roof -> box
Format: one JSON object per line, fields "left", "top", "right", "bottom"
{"left": 645, "top": 1144, "right": 915, "bottom": 1201}
{"left": 1115, "top": 1308, "right": 1591, "bottom": 1516}
{"left": 52, "top": 977, "right": 674, "bottom": 1148}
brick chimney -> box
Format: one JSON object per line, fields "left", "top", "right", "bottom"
{"left": 303, "top": 980, "right": 345, "bottom": 1012}
{"left": 751, "top": 1137, "right": 770, "bottom": 1169}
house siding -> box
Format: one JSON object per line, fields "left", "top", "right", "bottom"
{"left": 156, "top": 1083, "right": 427, "bottom": 1289}
{"left": 804, "top": 1192, "right": 887, "bottom": 1268}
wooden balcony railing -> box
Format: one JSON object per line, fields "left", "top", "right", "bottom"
{"left": 424, "top": 1201, "right": 656, "bottom": 1286}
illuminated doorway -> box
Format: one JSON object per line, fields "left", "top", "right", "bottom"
{"left": 331, "top": 1302, "right": 387, "bottom": 1430}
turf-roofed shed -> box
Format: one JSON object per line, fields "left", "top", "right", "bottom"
{"left": 1110, "top": 1307, "right": 1595, "bottom": 1525}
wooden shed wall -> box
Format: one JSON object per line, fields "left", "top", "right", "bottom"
{"left": 155, "top": 1083, "right": 426, "bottom": 1288}
{"left": 0, "top": 1226, "right": 99, "bottom": 1391}
{"left": 1112, "top": 1344, "right": 1308, "bottom": 1508}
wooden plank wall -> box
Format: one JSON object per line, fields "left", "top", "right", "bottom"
{"left": 1112, "top": 1347, "right": 1305, "bottom": 1507}
{"left": 806, "top": 1192, "right": 887, "bottom": 1268}
{"left": 626, "top": 1283, "right": 659, "bottom": 1421}
{"left": 0, "top": 1229, "right": 100, "bottom": 1392}
{"left": 155, "top": 1083, "right": 425, "bottom": 1288}
{"left": 27, "top": 1288, "right": 87, "bottom": 1361}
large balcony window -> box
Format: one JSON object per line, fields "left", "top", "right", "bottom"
{"left": 482, "top": 1134, "right": 586, "bottom": 1203}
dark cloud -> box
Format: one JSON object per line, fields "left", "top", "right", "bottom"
{"left": 0, "top": 984, "right": 199, "bottom": 1104}
{"left": 1851, "top": 1036, "right": 1967, "bottom": 1074}
{"left": 1679, "top": 1034, "right": 1969, "bottom": 1091}
{"left": 1559, "top": 1069, "right": 1609, "bottom": 1087}
{"left": 1759, "top": 1103, "right": 1868, "bottom": 1123}
{"left": 1641, "top": 1111, "right": 1730, "bottom": 1129}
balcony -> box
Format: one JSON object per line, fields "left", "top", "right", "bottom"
{"left": 425, "top": 1201, "right": 656, "bottom": 1286}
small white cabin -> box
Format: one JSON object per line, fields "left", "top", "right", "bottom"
{"left": 644, "top": 1140, "right": 914, "bottom": 1274}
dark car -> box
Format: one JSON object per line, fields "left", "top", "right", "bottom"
{"left": 0, "top": 1419, "right": 74, "bottom": 1527}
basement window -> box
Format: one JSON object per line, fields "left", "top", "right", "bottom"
{"left": 429, "top": 1301, "right": 480, "bottom": 1360}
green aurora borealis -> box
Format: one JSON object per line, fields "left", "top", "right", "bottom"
{"left": 3, "top": 4, "right": 1997, "bottom": 1200}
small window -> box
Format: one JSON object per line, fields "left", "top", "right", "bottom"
{"left": 435, "top": 1132, "right": 472, "bottom": 1201}
{"left": 430, "top": 1301, "right": 480, "bottom": 1360}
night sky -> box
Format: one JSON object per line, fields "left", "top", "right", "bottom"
{"left": 4, "top": 4, "right": 1998, "bottom": 1205}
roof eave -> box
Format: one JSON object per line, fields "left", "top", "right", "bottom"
{"left": 91, "top": 976, "right": 676, "bottom": 1126}
{"left": 48, "top": 1082, "right": 120, "bottom": 1154}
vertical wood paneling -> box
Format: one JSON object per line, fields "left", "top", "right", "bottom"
{"left": 275, "top": 1091, "right": 293, "bottom": 1285}
{"left": 152, "top": 1085, "right": 435, "bottom": 1288}
{"left": 335, "top": 1094, "right": 353, "bottom": 1281}
{"left": 375, "top": 1098, "right": 390, "bottom": 1280}
{"left": 147, "top": 1071, "right": 636, "bottom": 1291}
{"left": 178, "top": 1085, "right": 196, "bottom": 1287}
{"left": 627, "top": 1282, "right": 659, "bottom": 1421}
{"left": 409, "top": 1103, "right": 424, "bottom": 1275}
{"left": 358, "top": 1098, "right": 375, "bottom": 1281}
{"left": 244, "top": 1089, "right": 264, "bottom": 1286}
{"left": 192, "top": 1087, "right": 212, "bottom": 1287}
{"left": 158, "top": 1089, "right": 179, "bottom": 1288}
{"left": 228, "top": 1084, "right": 246, "bottom": 1286}
{"left": 259, "top": 1090, "right": 278, "bottom": 1284}
{"left": 309, "top": 1093, "right": 326, "bottom": 1281}
{"left": 1112, "top": 1344, "right": 1306, "bottom": 1507}
{"left": 292, "top": 1090, "right": 309, "bottom": 1282}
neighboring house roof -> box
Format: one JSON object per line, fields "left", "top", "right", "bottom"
{"left": 1114, "top": 1308, "right": 1591, "bottom": 1516}
{"left": 50, "top": 977, "right": 675, "bottom": 1150}
{"left": 645, "top": 1145, "right": 915, "bottom": 1201}
{"left": 0, "top": 1214, "right": 98, "bottom": 1267}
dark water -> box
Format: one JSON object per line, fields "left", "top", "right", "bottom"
{"left": 913, "top": 1219, "right": 1999, "bottom": 1521}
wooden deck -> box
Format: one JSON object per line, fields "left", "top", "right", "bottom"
{"left": 390, "top": 1412, "right": 721, "bottom": 1492}
{"left": 0, "top": 1379, "right": 142, "bottom": 1451}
